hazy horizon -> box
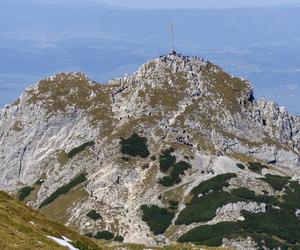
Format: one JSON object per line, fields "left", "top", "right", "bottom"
{"left": 4, "top": 0, "right": 300, "bottom": 9}
{"left": 91, "top": 0, "right": 300, "bottom": 9}
{"left": 0, "top": 0, "right": 300, "bottom": 114}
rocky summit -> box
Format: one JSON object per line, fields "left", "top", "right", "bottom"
{"left": 0, "top": 52, "right": 300, "bottom": 249}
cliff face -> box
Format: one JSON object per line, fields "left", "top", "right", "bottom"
{"left": 0, "top": 52, "right": 300, "bottom": 248}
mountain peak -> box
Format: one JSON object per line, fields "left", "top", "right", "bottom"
{"left": 140, "top": 51, "right": 209, "bottom": 75}
{"left": 126, "top": 52, "right": 254, "bottom": 116}
{"left": 1, "top": 53, "right": 300, "bottom": 248}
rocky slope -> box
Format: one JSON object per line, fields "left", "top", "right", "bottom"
{"left": 0, "top": 52, "right": 300, "bottom": 249}
{"left": 0, "top": 190, "right": 210, "bottom": 250}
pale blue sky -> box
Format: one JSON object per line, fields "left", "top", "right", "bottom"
{"left": 5, "top": 0, "right": 300, "bottom": 8}
{"left": 89, "top": 0, "right": 300, "bottom": 9}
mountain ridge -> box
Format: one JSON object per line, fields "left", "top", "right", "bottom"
{"left": 0, "top": 52, "right": 300, "bottom": 248}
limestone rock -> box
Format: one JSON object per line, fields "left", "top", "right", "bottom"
{"left": 0, "top": 52, "right": 299, "bottom": 248}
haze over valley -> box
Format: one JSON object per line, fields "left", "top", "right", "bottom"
{"left": 1, "top": 0, "right": 300, "bottom": 113}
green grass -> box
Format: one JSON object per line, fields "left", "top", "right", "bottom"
{"left": 0, "top": 191, "right": 100, "bottom": 250}
{"left": 260, "top": 174, "right": 291, "bottom": 191}
{"left": 18, "top": 186, "right": 34, "bottom": 201}
{"left": 68, "top": 141, "right": 95, "bottom": 158}
{"left": 141, "top": 205, "right": 175, "bottom": 235}
{"left": 120, "top": 133, "right": 150, "bottom": 158}
{"left": 72, "top": 241, "right": 97, "bottom": 250}
{"left": 247, "top": 162, "right": 268, "bottom": 174}
{"left": 39, "top": 172, "right": 87, "bottom": 208}
{"left": 86, "top": 210, "right": 102, "bottom": 220}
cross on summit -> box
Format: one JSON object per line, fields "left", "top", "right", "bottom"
{"left": 170, "top": 23, "right": 176, "bottom": 54}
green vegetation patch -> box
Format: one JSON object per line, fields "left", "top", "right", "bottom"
{"left": 248, "top": 162, "right": 268, "bottom": 174}
{"left": 159, "top": 161, "right": 191, "bottom": 187}
{"left": 86, "top": 210, "right": 102, "bottom": 220}
{"left": 18, "top": 186, "right": 34, "bottom": 201}
{"left": 177, "top": 179, "right": 300, "bottom": 249}
{"left": 94, "top": 231, "right": 114, "bottom": 240}
{"left": 67, "top": 141, "right": 95, "bottom": 158}
{"left": 231, "top": 187, "right": 256, "bottom": 200}
{"left": 86, "top": 230, "right": 124, "bottom": 242}
{"left": 178, "top": 222, "right": 240, "bottom": 246}
{"left": 236, "top": 163, "right": 245, "bottom": 170}
{"left": 175, "top": 191, "right": 240, "bottom": 225}
{"left": 159, "top": 176, "right": 175, "bottom": 187}
{"left": 71, "top": 241, "right": 96, "bottom": 250}
{"left": 159, "top": 148, "right": 176, "bottom": 172}
{"left": 141, "top": 204, "right": 175, "bottom": 235}
{"left": 260, "top": 174, "right": 291, "bottom": 191}
{"left": 169, "top": 200, "right": 179, "bottom": 210}
{"left": 254, "top": 194, "right": 280, "bottom": 206}
{"left": 120, "top": 133, "right": 150, "bottom": 158}
{"left": 170, "top": 161, "right": 192, "bottom": 183}
{"left": 190, "top": 173, "right": 236, "bottom": 197}
{"left": 151, "top": 155, "right": 157, "bottom": 161}
{"left": 114, "top": 235, "right": 124, "bottom": 242}
{"left": 175, "top": 174, "right": 281, "bottom": 226}
{"left": 157, "top": 148, "right": 191, "bottom": 187}
{"left": 39, "top": 172, "right": 87, "bottom": 208}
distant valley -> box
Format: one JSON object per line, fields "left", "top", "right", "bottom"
{"left": 0, "top": 1, "right": 300, "bottom": 113}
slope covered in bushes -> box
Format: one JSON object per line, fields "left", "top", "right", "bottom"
{"left": 178, "top": 177, "right": 300, "bottom": 249}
